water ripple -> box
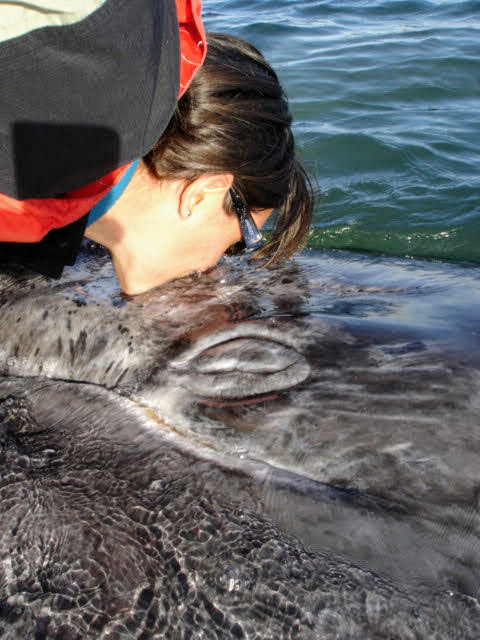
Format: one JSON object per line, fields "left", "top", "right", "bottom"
{"left": 205, "top": 0, "right": 480, "bottom": 263}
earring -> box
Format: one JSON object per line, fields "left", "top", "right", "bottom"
{"left": 185, "top": 209, "right": 192, "bottom": 218}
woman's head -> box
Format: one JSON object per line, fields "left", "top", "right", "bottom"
{"left": 144, "top": 32, "right": 314, "bottom": 264}
{"left": 87, "top": 33, "right": 314, "bottom": 295}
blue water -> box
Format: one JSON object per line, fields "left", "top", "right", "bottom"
{"left": 204, "top": 0, "right": 480, "bottom": 263}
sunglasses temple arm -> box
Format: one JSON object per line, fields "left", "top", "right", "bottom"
{"left": 239, "top": 211, "right": 264, "bottom": 251}
{"left": 230, "top": 187, "right": 264, "bottom": 251}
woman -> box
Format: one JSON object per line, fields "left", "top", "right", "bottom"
{"left": 1, "top": 31, "right": 313, "bottom": 294}
{"left": 85, "top": 33, "right": 314, "bottom": 294}
{"left": 0, "top": 0, "right": 206, "bottom": 280}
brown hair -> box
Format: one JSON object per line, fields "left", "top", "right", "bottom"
{"left": 144, "top": 33, "right": 314, "bottom": 264}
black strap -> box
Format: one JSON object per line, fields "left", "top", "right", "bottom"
{"left": 0, "top": 214, "right": 88, "bottom": 278}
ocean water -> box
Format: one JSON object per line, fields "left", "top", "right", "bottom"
{"left": 204, "top": 0, "right": 480, "bottom": 263}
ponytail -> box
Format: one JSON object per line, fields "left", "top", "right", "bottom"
{"left": 252, "top": 161, "right": 314, "bottom": 264}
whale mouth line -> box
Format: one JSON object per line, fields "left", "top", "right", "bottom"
{"left": 196, "top": 391, "right": 280, "bottom": 407}
{"left": 191, "top": 358, "right": 309, "bottom": 377}
{"left": 169, "top": 329, "right": 306, "bottom": 370}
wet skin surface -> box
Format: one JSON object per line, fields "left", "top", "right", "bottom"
{"left": 0, "top": 245, "right": 479, "bottom": 638}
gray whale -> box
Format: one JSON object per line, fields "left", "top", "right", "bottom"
{"left": 0, "top": 245, "right": 479, "bottom": 638}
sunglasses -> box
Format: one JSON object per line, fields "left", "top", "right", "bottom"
{"left": 229, "top": 187, "right": 264, "bottom": 252}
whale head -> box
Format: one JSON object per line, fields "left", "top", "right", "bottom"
{"left": 0, "top": 244, "right": 479, "bottom": 637}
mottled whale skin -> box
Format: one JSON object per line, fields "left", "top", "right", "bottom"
{"left": 0, "top": 245, "right": 479, "bottom": 638}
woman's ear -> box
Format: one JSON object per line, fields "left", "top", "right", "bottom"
{"left": 179, "top": 173, "right": 234, "bottom": 218}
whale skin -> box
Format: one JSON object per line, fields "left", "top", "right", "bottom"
{"left": 0, "top": 245, "right": 479, "bottom": 638}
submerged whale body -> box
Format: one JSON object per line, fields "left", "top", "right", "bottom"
{"left": 0, "top": 245, "right": 479, "bottom": 638}
{"left": 4, "top": 379, "right": 478, "bottom": 640}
